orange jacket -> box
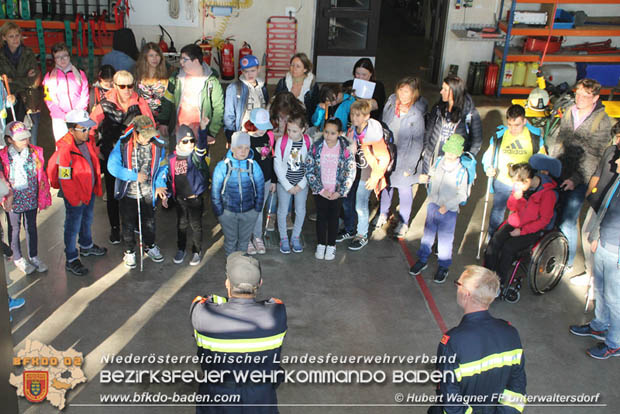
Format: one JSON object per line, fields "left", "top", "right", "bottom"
{"left": 347, "top": 118, "right": 390, "bottom": 195}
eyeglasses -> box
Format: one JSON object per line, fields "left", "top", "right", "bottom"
{"left": 74, "top": 127, "right": 90, "bottom": 133}
{"left": 453, "top": 280, "right": 463, "bottom": 288}
{"left": 54, "top": 54, "right": 70, "bottom": 61}
{"left": 181, "top": 138, "right": 196, "bottom": 144}
{"left": 180, "top": 57, "right": 191, "bottom": 63}
{"left": 116, "top": 84, "right": 134, "bottom": 90}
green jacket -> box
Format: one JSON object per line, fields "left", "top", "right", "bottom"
{"left": 162, "top": 63, "right": 224, "bottom": 138}
{"left": 0, "top": 45, "right": 38, "bottom": 95}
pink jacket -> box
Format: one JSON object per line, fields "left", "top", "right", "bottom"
{"left": 0, "top": 145, "right": 52, "bottom": 211}
{"left": 43, "top": 67, "right": 89, "bottom": 119}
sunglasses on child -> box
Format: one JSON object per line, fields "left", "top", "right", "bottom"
{"left": 116, "top": 83, "right": 134, "bottom": 89}
{"left": 181, "top": 138, "right": 196, "bottom": 144}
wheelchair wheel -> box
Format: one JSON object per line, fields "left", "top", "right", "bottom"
{"left": 528, "top": 231, "right": 568, "bottom": 294}
{"left": 504, "top": 288, "right": 521, "bottom": 304}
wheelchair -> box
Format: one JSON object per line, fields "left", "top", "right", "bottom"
{"left": 501, "top": 228, "right": 568, "bottom": 303}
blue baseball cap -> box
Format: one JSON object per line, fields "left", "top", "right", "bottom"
{"left": 240, "top": 54, "right": 259, "bottom": 70}
{"left": 250, "top": 108, "right": 273, "bottom": 130}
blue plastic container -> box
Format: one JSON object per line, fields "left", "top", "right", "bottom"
{"left": 577, "top": 63, "right": 620, "bottom": 87}
{"left": 554, "top": 9, "right": 574, "bottom": 29}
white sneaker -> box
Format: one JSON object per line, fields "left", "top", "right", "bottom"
{"left": 324, "top": 245, "right": 336, "bottom": 261}
{"left": 247, "top": 240, "right": 257, "bottom": 255}
{"left": 124, "top": 251, "right": 137, "bottom": 269}
{"left": 146, "top": 245, "right": 164, "bottom": 263}
{"left": 29, "top": 256, "right": 48, "bottom": 273}
{"left": 14, "top": 257, "right": 35, "bottom": 275}
{"left": 254, "top": 238, "right": 266, "bottom": 254}
{"left": 189, "top": 252, "right": 201, "bottom": 266}
{"left": 315, "top": 244, "right": 326, "bottom": 260}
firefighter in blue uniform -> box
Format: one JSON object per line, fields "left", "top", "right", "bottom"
{"left": 430, "top": 265, "right": 527, "bottom": 414}
{"left": 190, "top": 252, "right": 287, "bottom": 413}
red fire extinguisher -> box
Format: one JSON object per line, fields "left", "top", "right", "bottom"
{"left": 218, "top": 37, "right": 235, "bottom": 81}
{"left": 200, "top": 37, "right": 213, "bottom": 66}
{"left": 238, "top": 42, "right": 253, "bottom": 76}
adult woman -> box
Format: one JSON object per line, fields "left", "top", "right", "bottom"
{"left": 342, "top": 58, "right": 386, "bottom": 121}
{"left": 89, "top": 70, "right": 154, "bottom": 245}
{"left": 275, "top": 53, "right": 319, "bottom": 122}
{"left": 101, "top": 28, "right": 139, "bottom": 73}
{"left": 377, "top": 77, "right": 427, "bottom": 238}
{"left": 0, "top": 22, "right": 41, "bottom": 144}
{"left": 135, "top": 43, "right": 171, "bottom": 139}
{"left": 420, "top": 75, "right": 482, "bottom": 182}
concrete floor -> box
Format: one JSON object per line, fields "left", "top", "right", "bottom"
{"left": 7, "top": 13, "right": 620, "bottom": 414}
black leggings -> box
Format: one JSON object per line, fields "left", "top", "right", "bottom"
{"left": 102, "top": 155, "right": 120, "bottom": 229}
{"left": 315, "top": 195, "right": 342, "bottom": 246}
{"left": 176, "top": 197, "right": 204, "bottom": 253}
{"left": 484, "top": 224, "right": 541, "bottom": 286}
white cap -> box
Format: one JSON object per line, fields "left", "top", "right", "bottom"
{"left": 65, "top": 109, "right": 96, "bottom": 128}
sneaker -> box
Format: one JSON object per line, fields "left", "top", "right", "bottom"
{"left": 8, "top": 297, "right": 25, "bottom": 311}
{"left": 409, "top": 261, "right": 428, "bottom": 276}
{"left": 254, "top": 238, "right": 266, "bottom": 254}
{"left": 315, "top": 244, "right": 326, "bottom": 260}
{"left": 266, "top": 214, "right": 276, "bottom": 232}
{"left": 569, "top": 324, "right": 607, "bottom": 341}
{"left": 570, "top": 273, "right": 590, "bottom": 286}
{"left": 434, "top": 267, "right": 449, "bottom": 284}
{"left": 146, "top": 245, "right": 164, "bottom": 263}
{"left": 336, "top": 230, "right": 354, "bottom": 243}
{"left": 247, "top": 240, "right": 257, "bottom": 255}
{"left": 324, "top": 245, "right": 336, "bottom": 261}
{"left": 286, "top": 214, "right": 294, "bottom": 230}
{"left": 29, "top": 256, "right": 48, "bottom": 272}
{"left": 394, "top": 222, "right": 409, "bottom": 238}
{"left": 308, "top": 212, "right": 317, "bottom": 222}
{"left": 124, "top": 251, "right": 137, "bottom": 269}
{"left": 14, "top": 258, "right": 35, "bottom": 275}
{"left": 109, "top": 227, "right": 121, "bottom": 245}
{"left": 280, "top": 238, "right": 291, "bottom": 254}
{"left": 80, "top": 244, "right": 107, "bottom": 257}
{"left": 291, "top": 237, "right": 303, "bottom": 253}
{"left": 348, "top": 235, "right": 368, "bottom": 251}
{"left": 173, "top": 250, "right": 186, "bottom": 264}
{"left": 66, "top": 259, "right": 89, "bottom": 276}
{"left": 189, "top": 252, "right": 201, "bottom": 266}
{"left": 374, "top": 214, "right": 388, "bottom": 228}
{"left": 587, "top": 342, "right": 620, "bottom": 360}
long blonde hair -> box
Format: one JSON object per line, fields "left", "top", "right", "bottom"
{"left": 136, "top": 42, "right": 169, "bottom": 83}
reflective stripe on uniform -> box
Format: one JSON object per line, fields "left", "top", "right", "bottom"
{"left": 454, "top": 349, "right": 522, "bottom": 381}
{"left": 194, "top": 330, "right": 286, "bottom": 353}
{"left": 499, "top": 389, "right": 526, "bottom": 412}
{"left": 212, "top": 295, "right": 227, "bottom": 304}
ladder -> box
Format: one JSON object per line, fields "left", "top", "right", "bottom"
{"left": 266, "top": 16, "right": 297, "bottom": 84}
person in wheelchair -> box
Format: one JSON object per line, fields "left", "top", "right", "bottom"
{"left": 484, "top": 155, "right": 562, "bottom": 289}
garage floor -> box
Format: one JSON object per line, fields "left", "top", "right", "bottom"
{"left": 7, "top": 30, "right": 619, "bottom": 414}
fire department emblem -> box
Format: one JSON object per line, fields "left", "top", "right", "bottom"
{"left": 23, "top": 371, "right": 49, "bottom": 403}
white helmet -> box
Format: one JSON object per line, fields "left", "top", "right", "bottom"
{"left": 527, "top": 87, "right": 550, "bottom": 112}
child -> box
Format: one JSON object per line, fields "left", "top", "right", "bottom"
{"left": 1, "top": 121, "right": 51, "bottom": 274}
{"left": 89, "top": 64, "right": 115, "bottom": 110}
{"left": 108, "top": 115, "right": 168, "bottom": 268}
{"left": 42, "top": 42, "right": 89, "bottom": 142}
{"left": 311, "top": 84, "right": 355, "bottom": 133}
{"left": 224, "top": 54, "right": 269, "bottom": 144}
{"left": 305, "top": 118, "right": 356, "bottom": 260}
{"left": 482, "top": 104, "right": 545, "bottom": 239}
{"left": 484, "top": 156, "right": 559, "bottom": 288}
{"left": 342, "top": 99, "right": 390, "bottom": 251}
{"left": 274, "top": 110, "right": 311, "bottom": 253}
{"left": 47, "top": 109, "right": 107, "bottom": 276}
{"left": 165, "top": 121, "right": 210, "bottom": 266}
{"left": 245, "top": 108, "right": 276, "bottom": 255}
{"left": 409, "top": 134, "right": 469, "bottom": 284}
{"left": 211, "top": 131, "right": 265, "bottom": 256}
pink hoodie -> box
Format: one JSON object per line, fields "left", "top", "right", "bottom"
{"left": 43, "top": 67, "right": 90, "bottom": 119}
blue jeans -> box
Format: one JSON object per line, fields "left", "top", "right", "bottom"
{"left": 355, "top": 180, "right": 372, "bottom": 237}
{"left": 488, "top": 179, "right": 513, "bottom": 238}
{"left": 342, "top": 178, "right": 359, "bottom": 234}
{"left": 64, "top": 195, "right": 95, "bottom": 262}
{"left": 417, "top": 202, "right": 458, "bottom": 268}
{"left": 276, "top": 183, "right": 308, "bottom": 240}
{"left": 590, "top": 241, "right": 620, "bottom": 349}
{"left": 558, "top": 184, "right": 587, "bottom": 266}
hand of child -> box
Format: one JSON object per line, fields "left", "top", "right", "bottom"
{"left": 2, "top": 195, "right": 13, "bottom": 212}
{"left": 207, "top": 135, "right": 216, "bottom": 145}
{"left": 486, "top": 168, "right": 496, "bottom": 177}
{"left": 137, "top": 172, "right": 148, "bottom": 183}
{"left": 513, "top": 189, "right": 523, "bottom": 200}
{"left": 419, "top": 174, "right": 428, "bottom": 184}
{"left": 6, "top": 94, "right": 15, "bottom": 105}
{"left": 270, "top": 183, "right": 276, "bottom": 193}
{"left": 329, "top": 192, "right": 341, "bottom": 200}
{"left": 161, "top": 196, "right": 169, "bottom": 209}
{"left": 320, "top": 189, "right": 331, "bottom": 199}
{"left": 365, "top": 180, "right": 375, "bottom": 191}
{"left": 590, "top": 239, "right": 598, "bottom": 254}
{"left": 27, "top": 69, "right": 36, "bottom": 78}
{"left": 200, "top": 116, "right": 210, "bottom": 131}
{"left": 155, "top": 187, "right": 167, "bottom": 202}
{"left": 439, "top": 205, "right": 447, "bottom": 215}
{"left": 510, "top": 228, "right": 521, "bottom": 237}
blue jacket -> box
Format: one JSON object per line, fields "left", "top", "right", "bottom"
{"left": 211, "top": 150, "right": 265, "bottom": 216}
{"left": 305, "top": 136, "right": 356, "bottom": 197}
{"left": 167, "top": 127, "right": 210, "bottom": 198}
{"left": 311, "top": 93, "right": 355, "bottom": 132}
{"left": 223, "top": 80, "right": 269, "bottom": 133}
{"left": 107, "top": 131, "right": 168, "bottom": 207}
{"left": 433, "top": 310, "right": 526, "bottom": 414}
{"left": 382, "top": 94, "right": 426, "bottom": 187}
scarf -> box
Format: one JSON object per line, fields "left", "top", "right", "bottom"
{"left": 175, "top": 146, "right": 193, "bottom": 157}
{"left": 395, "top": 99, "right": 412, "bottom": 118}
{"left": 8, "top": 145, "right": 31, "bottom": 191}
{"left": 3, "top": 43, "right": 22, "bottom": 68}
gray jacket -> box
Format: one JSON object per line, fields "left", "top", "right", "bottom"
{"left": 427, "top": 157, "right": 469, "bottom": 212}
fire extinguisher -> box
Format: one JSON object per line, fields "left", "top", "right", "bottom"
{"left": 218, "top": 37, "right": 235, "bottom": 81}
{"left": 198, "top": 37, "right": 213, "bottom": 66}
{"left": 238, "top": 42, "right": 253, "bottom": 76}
{"left": 158, "top": 25, "right": 176, "bottom": 53}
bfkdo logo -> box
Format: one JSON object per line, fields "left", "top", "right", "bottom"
{"left": 23, "top": 371, "right": 49, "bottom": 403}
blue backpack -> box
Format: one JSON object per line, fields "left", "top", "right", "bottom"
{"left": 432, "top": 151, "right": 477, "bottom": 205}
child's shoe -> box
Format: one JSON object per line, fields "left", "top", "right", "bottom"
{"left": 173, "top": 250, "right": 186, "bottom": 264}
{"left": 253, "top": 238, "right": 266, "bottom": 254}
{"left": 434, "top": 267, "right": 449, "bottom": 284}
{"left": 124, "top": 251, "right": 137, "bottom": 269}
{"left": 291, "top": 237, "right": 303, "bottom": 253}
{"left": 8, "top": 296, "right": 25, "bottom": 311}
{"left": 315, "top": 244, "right": 326, "bottom": 260}
{"left": 394, "top": 222, "right": 409, "bottom": 238}
{"left": 66, "top": 259, "right": 89, "bottom": 276}
{"left": 279, "top": 238, "right": 291, "bottom": 254}
{"left": 14, "top": 258, "right": 35, "bottom": 275}
{"left": 80, "top": 244, "right": 107, "bottom": 256}
{"left": 324, "top": 245, "right": 336, "bottom": 261}
{"left": 146, "top": 245, "right": 164, "bottom": 263}
{"left": 409, "top": 261, "right": 427, "bottom": 276}
{"left": 189, "top": 252, "right": 201, "bottom": 266}
{"left": 109, "top": 227, "right": 121, "bottom": 244}
{"left": 348, "top": 235, "right": 368, "bottom": 251}
{"left": 247, "top": 240, "right": 257, "bottom": 255}
{"left": 29, "top": 256, "right": 48, "bottom": 272}
{"left": 374, "top": 214, "right": 388, "bottom": 229}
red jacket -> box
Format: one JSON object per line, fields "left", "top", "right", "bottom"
{"left": 506, "top": 177, "right": 558, "bottom": 236}
{"left": 47, "top": 132, "right": 103, "bottom": 206}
